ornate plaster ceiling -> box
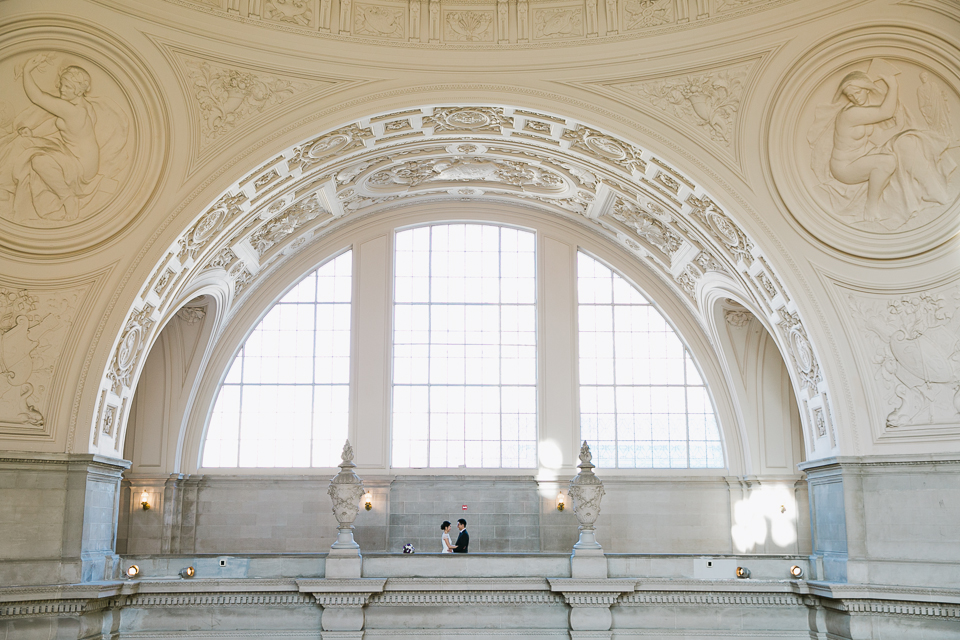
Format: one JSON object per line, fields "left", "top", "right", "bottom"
{"left": 88, "top": 104, "right": 837, "bottom": 460}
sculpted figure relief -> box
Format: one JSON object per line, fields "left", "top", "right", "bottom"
{"left": 851, "top": 291, "right": 960, "bottom": 428}
{"left": 0, "top": 54, "right": 130, "bottom": 226}
{"left": 807, "top": 59, "right": 960, "bottom": 231}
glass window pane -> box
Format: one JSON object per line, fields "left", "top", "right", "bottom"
{"left": 577, "top": 252, "right": 724, "bottom": 470}
{"left": 392, "top": 224, "right": 537, "bottom": 468}
{"left": 202, "top": 251, "right": 353, "bottom": 468}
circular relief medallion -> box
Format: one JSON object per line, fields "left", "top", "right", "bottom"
{"left": 192, "top": 208, "right": 226, "bottom": 243}
{"left": 0, "top": 24, "right": 165, "bottom": 256}
{"left": 790, "top": 328, "right": 814, "bottom": 374}
{"left": 117, "top": 325, "right": 142, "bottom": 372}
{"left": 769, "top": 32, "right": 960, "bottom": 258}
{"left": 446, "top": 109, "right": 491, "bottom": 129}
{"left": 709, "top": 211, "right": 741, "bottom": 247}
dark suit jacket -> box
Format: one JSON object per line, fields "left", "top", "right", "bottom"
{"left": 453, "top": 529, "right": 469, "bottom": 553}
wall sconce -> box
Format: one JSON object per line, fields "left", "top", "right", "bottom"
{"left": 790, "top": 565, "right": 804, "bottom": 579}
{"left": 179, "top": 566, "right": 195, "bottom": 579}
{"left": 362, "top": 491, "right": 373, "bottom": 511}
{"left": 556, "top": 492, "right": 566, "bottom": 512}
{"left": 735, "top": 566, "right": 750, "bottom": 579}
{"left": 140, "top": 490, "right": 150, "bottom": 511}
{"left": 125, "top": 565, "right": 140, "bottom": 578}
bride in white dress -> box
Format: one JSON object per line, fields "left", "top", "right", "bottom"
{"left": 440, "top": 521, "right": 455, "bottom": 553}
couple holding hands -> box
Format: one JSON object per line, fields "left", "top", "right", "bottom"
{"left": 440, "top": 519, "right": 469, "bottom": 553}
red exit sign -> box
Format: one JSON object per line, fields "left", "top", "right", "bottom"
{"left": 462, "top": 505, "right": 467, "bottom": 511}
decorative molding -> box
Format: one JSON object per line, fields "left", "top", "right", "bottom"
{"left": 180, "top": 57, "right": 313, "bottom": 148}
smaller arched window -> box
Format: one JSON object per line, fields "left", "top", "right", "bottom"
{"left": 202, "top": 251, "right": 352, "bottom": 468}
{"left": 577, "top": 252, "right": 723, "bottom": 469}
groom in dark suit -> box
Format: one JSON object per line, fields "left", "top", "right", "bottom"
{"left": 453, "top": 518, "right": 469, "bottom": 553}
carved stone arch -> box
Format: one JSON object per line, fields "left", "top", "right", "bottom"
{"left": 89, "top": 104, "right": 838, "bottom": 467}
{"left": 123, "top": 285, "right": 226, "bottom": 476}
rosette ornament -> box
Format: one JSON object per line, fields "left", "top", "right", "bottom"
{"left": 568, "top": 441, "right": 605, "bottom": 553}
{"left": 327, "top": 440, "right": 365, "bottom": 552}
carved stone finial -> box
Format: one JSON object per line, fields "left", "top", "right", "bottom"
{"left": 578, "top": 440, "right": 593, "bottom": 466}
{"left": 569, "top": 441, "right": 605, "bottom": 556}
{"left": 327, "top": 439, "right": 364, "bottom": 555}
{"left": 341, "top": 439, "right": 355, "bottom": 465}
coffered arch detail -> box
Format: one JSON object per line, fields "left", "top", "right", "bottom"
{"left": 87, "top": 104, "right": 838, "bottom": 465}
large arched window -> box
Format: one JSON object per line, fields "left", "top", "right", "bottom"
{"left": 202, "top": 251, "right": 352, "bottom": 467}
{"left": 199, "top": 217, "right": 724, "bottom": 470}
{"left": 578, "top": 252, "right": 723, "bottom": 468}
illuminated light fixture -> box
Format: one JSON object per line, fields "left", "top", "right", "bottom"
{"left": 140, "top": 490, "right": 150, "bottom": 511}
{"left": 735, "top": 566, "right": 750, "bottom": 579}
{"left": 556, "top": 492, "right": 566, "bottom": 512}
{"left": 125, "top": 565, "right": 140, "bottom": 578}
{"left": 362, "top": 491, "right": 373, "bottom": 511}
{"left": 179, "top": 566, "right": 195, "bottom": 579}
{"left": 790, "top": 565, "right": 804, "bottom": 579}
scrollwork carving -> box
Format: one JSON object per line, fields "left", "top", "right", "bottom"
{"left": 776, "top": 309, "right": 821, "bottom": 392}
{"left": 288, "top": 124, "right": 373, "bottom": 172}
{"left": 249, "top": 195, "right": 328, "bottom": 256}
{"left": 685, "top": 193, "right": 754, "bottom": 265}
{"left": 561, "top": 124, "right": 646, "bottom": 174}
{"left": 424, "top": 106, "right": 512, "bottom": 133}
{"left": 610, "top": 197, "right": 681, "bottom": 256}
{"left": 178, "top": 192, "right": 247, "bottom": 262}
{"left": 107, "top": 304, "right": 155, "bottom": 396}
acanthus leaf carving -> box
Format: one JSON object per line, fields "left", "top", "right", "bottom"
{"left": 685, "top": 193, "right": 754, "bottom": 266}
{"left": 444, "top": 10, "right": 495, "bottom": 42}
{"left": 176, "top": 306, "right": 207, "bottom": 324}
{"left": 609, "top": 197, "right": 682, "bottom": 256}
{"left": 249, "top": 195, "right": 329, "bottom": 257}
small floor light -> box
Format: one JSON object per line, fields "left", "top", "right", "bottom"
{"left": 140, "top": 490, "right": 150, "bottom": 511}
{"left": 790, "top": 565, "right": 804, "bottom": 579}
{"left": 126, "top": 565, "right": 140, "bottom": 578}
{"left": 736, "top": 566, "right": 750, "bottom": 579}
{"left": 363, "top": 491, "right": 373, "bottom": 511}
{"left": 556, "top": 491, "right": 566, "bottom": 512}
{"left": 179, "top": 566, "right": 195, "bottom": 579}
